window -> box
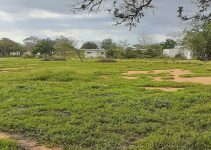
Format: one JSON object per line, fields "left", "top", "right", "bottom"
{"left": 87, "top": 52, "right": 91, "bottom": 54}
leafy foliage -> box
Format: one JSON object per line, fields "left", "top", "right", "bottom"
{"left": 72, "top": 0, "right": 211, "bottom": 29}
{"left": 0, "top": 38, "right": 22, "bottom": 56}
{"left": 161, "top": 39, "right": 177, "bottom": 49}
{"left": 101, "top": 39, "right": 118, "bottom": 58}
{"left": 32, "top": 38, "right": 55, "bottom": 56}
{"left": 184, "top": 23, "right": 211, "bottom": 60}
{"left": 81, "top": 41, "right": 99, "bottom": 49}
{"left": 54, "top": 36, "right": 76, "bottom": 59}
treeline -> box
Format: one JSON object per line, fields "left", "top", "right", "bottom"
{"left": 0, "top": 36, "right": 81, "bottom": 60}
{"left": 0, "top": 22, "right": 210, "bottom": 60}
{"left": 101, "top": 39, "right": 164, "bottom": 59}
{"left": 0, "top": 36, "right": 175, "bottom": 60}
{"left": 81, "top": 39, "right": 177, "bottom": 59}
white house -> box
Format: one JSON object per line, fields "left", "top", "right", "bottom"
{"left": 82, "top": 49, "right": 106, "bottom": 58}
{"left": 163, "top": 46, "right": 192, "bottom": 59}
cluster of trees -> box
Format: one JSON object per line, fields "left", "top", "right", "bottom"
{"left": 0, "top": 38, "right": 23, "bottom": 56}
{"left": 28, "top": 36, "right": 80, "bottom": 60}
{"left": 0, "top": 36, "right": 82, "bottom": 60}
{"left": 184, "top": 23, "right": 211, "bottom": 61}
{"left": 80, "top": 38, "right": 165, "bottom": 59}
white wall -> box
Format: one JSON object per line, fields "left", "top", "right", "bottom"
{"left": 84, "top": 50, "right": 106, "bottom": 58}
{"left": 163, "top": 48, "right": 192, "bottom": 59}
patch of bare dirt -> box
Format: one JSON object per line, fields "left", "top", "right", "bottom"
{"left": 0, "top": 132, "right": 62, "bottom": 150}
{"left": 0, "top": 67, "right": 36, "bottom": 73}
{"left": 144, "top": 87, "right": 183, "bottom": 92}
{"left": 122, "top": 71, "right": 149, "bottom": 75}
{"left": 123, "top": 69, "right": 211, "bottom": 85}
{"left": 0, "top": 132, "right": 10, "bottom": 139}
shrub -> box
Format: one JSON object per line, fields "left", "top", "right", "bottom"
{"left": 42, "top": 56, "right": 66, "bottom": 61}
{"left": 96, "top": 58, "right": 117, "bottom": 63}
{"left": 175, "top": 53, "right": 186, "bottom": 59}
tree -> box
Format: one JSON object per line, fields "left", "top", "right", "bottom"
{"left": 81, "top": 41, "right": 98, "bottom": 49}
{"left": 33, "top": 38, "right": 55, "bottom": 58}
{"left": 23, "top": 36, "right": 39, "bottom": 53}
{"left": 0, "top": 38, "right": 22, "bottom": 56}
{"left": 178, "top": 1, "right": 211, "bottom": 26}
{"left": 184, "top": 23, "right": 211, "bottom": 60}
{"left": 54, "top": 36, "right": 75, "bottom": 58}
{"left": 72, "top": 0, "right": 211, "bottom": 29}
{"left": 123, "top": 47, "right": 138, "bottom": 58}
{"left": 167, "top": 32, "right": 184, "bottom": 45}
{"left": 138, "top": 33, "right": 153, "bottom": 48}
{"left": 101, "top": 38, "right": 118, "bottom": 58}
{"left": 161, "top": 39, "right": 177, "bottom": 49}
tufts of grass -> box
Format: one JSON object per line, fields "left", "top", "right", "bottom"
{"left": 0, "top": 139, "right": 20, "bottom": 150}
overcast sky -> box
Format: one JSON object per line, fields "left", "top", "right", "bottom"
{"left": 0, "top": 0, "right": 195, "bottom": 46}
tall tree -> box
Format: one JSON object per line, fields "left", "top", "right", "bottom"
{"left": 0, "top": 38, "right": 22, "bottom": 56}
{"left": 81, "top": 41, "right": 99, "bottom": 49}
{"left": 161, "top": 39, "right": 177, "bottom": 49}
{"left": 33, "top": 38, "right": 55, "bottom": 58}
{"left": 54, "top": 36, "right": 75, "bottom": 58}
{"left": 138, "top": 33, "right": 153, "bottom": 48}
{"left": 101, "top": 38, "right": 118, "bottom": 57}
{"left": 72, "top": 0, "right": 211, "bottom": 29}
{"left": 184, "top": 23, "right": 211, "bottom": 60}
{"left": 23, "top": 36, "right": 39, "bottom": 53}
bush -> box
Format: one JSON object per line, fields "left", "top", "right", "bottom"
{"left": 42, "top": 55, "right": 66, "bottom": 61}
{"left": 175, "top": 53, "right": 186, "bottom": 59}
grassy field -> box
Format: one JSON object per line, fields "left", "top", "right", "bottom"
{"left": 0, "top": 58, "right": 210, "bottom": 150}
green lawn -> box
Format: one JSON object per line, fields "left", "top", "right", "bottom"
{"left": 0, "top": 58, "right": 210, "bottom": 150}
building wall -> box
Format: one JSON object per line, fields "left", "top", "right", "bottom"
{"left": 163, "top": 48, "right": 192, "bottom": 59}
{"left": 84, "top": 50, "right": 106, "bottom": 58}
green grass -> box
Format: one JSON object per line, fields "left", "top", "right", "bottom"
{"left": 0, "top": 58, "right": 211, "bottom": 150}
{"left": 0, "top": 139, "right": 20, "bottom": 150}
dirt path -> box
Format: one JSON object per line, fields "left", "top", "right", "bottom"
{"left": 0, "top": 132, "right": 62, "bottom": 150}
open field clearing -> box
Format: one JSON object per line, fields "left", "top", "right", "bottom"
{"left": 0, "top": 58, "right": 211, "bottom": 149}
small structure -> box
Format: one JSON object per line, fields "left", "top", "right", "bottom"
{"left": 10, "top": 51, "right": 22, "bottom": 56}
{"left": 82, "top": 49, "right": 106, "bottom": 58}
{"left": 163, "top": 46, "right": 192, "bottom": 59}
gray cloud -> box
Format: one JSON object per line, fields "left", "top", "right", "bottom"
{"left": 0, "top": 0, "right": 194, "bottom": 44}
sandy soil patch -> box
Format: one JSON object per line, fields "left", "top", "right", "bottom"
{"left": 123, "top": 69, "right": 211, "bottom": 85}
{"left": 122, "top": 71, "right": 149, "bottom": 75}
{"left": 0, "top": 132, "right": 62, "bottom": 150}
{"left": 0, "top": 132, "right": 10, "bottom": 139}
{"left": 144, "top": 87, "right": 183, "bottom": 92}
{"left": 0, "top": 67, "right": 35, "bottom": 73}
